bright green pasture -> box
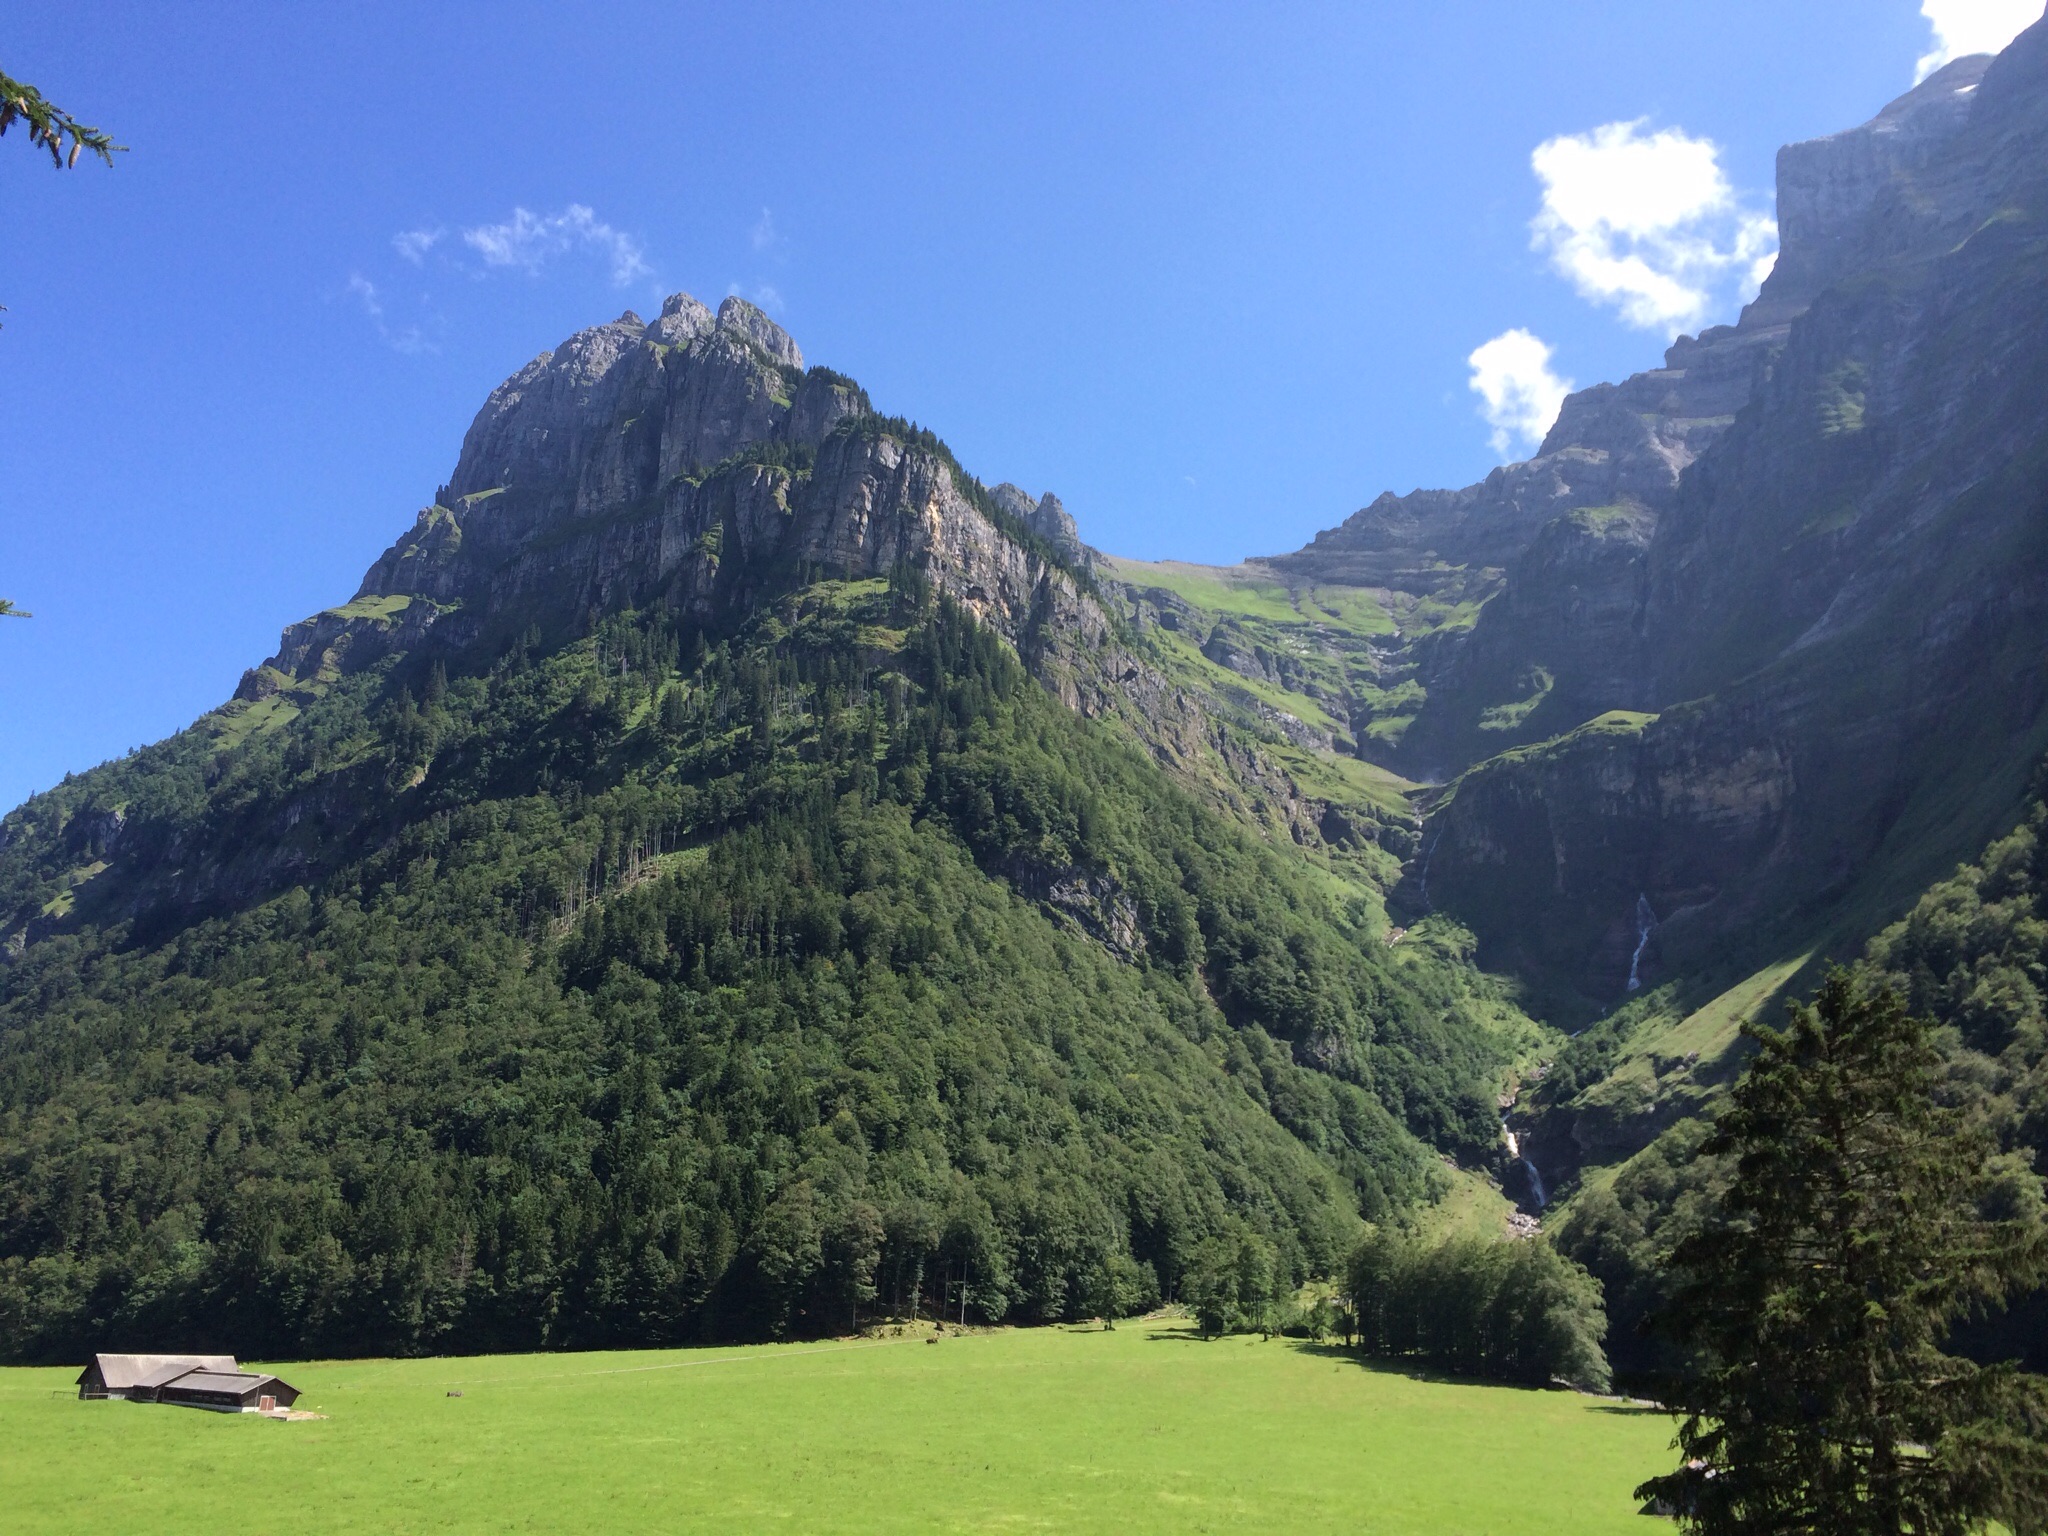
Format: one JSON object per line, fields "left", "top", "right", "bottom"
{"left": 0, "top": 1319, "right": 1675, "bottom": 1533}
{"left": 1102, "top": 557, "right": 1306, "bottom": 623}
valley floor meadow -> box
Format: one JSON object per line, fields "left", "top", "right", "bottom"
{"left": 0, "top": 1316, "right": 1674, "bottom": 1533}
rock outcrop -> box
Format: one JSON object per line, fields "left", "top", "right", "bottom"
{"left": 1263, "top": 224, "right": 1792, "bottom": 776}
{"left": 991, "top": 482, "right": 1086, "bottom": 564}
{"left": 1269, "top": 317, "right": 1781, "bottom": 597}
{"left": 1755, "top": 53, "right": 1994, "bottom": 325}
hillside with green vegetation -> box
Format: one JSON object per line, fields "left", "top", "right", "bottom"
{"left": 16, "top": 41, "right": 2048, "bottom": 1475}
{"left": 0, "top": 1319, "right": 1675, "bottom": 1533}
{"left": 0, "top": 559, "right": 1528, "bottom": 1361}
{"left": 1549, "top": 778, "right": 2048, "bottom": 1379}
{"left": 1103, "top": 553, "right": 1482, "bottom": 763}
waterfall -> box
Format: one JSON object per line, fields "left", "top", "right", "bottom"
{"left": 1625, "top": 893, "right": 1658, "bottom": 993}
{"left": 1417, "top": 828, "right": 1444, "bottom": 911}
{"left": 1502, "top": 1124, "right": 1547, "bottom": 1211}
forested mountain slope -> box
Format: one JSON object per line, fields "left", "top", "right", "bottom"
{"left": 0, "top": 296, "right": 1522, "bottom": 1362}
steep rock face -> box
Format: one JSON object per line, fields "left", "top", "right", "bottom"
{"left": 1425, "top": 25, "right": 2048, "bottom": 998}
{"left": 991, "top": 482, "right": 1086, "bottom": 564}
{"left": 251, "top": 294, "right": 1106, "bottom": 694}
{"left": 1262, "top": 55, "right": 2002, "bottom": 788}
{"left": 1425, "top": 708, "right": 1798, "bottom": 993}
{"left": 713, "top": 294, "right": 804, "bottom": 369}
{"left": 1643, "top": 42, "right": 2046, "bottom": 701}
{"left": 1756, "top": 53, "right": 1995, "bottom": 325}
{"left": 1261, "top": 266, "right": 1788, "bottom": 775}
{"left": 1396, "top": 505, "right": 1659, "bottom": 775}
{"left": 439, "top": 302, "right": 843, "bottom": 533}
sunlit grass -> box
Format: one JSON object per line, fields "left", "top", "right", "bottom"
{"left": 0, "top": 1317, "right": 1675, "bottom": 1533}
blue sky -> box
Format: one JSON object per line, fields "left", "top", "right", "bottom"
{"left": 1, "top": 1, "right": 2034, "bottom": 809}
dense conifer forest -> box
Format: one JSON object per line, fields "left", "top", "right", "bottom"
{"left": 0, "top": 574, "right": 1513, "bottom": 1361}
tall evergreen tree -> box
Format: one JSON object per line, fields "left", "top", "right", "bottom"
{"left": 1640, "top": 972, "right": 2048, "bottom": 1534}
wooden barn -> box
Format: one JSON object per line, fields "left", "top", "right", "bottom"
{"left": 155, "top": 1369, "right": 301, "bottom": 1413}
{"left": 76, "top": 1353, "right": 301, "bottom": 1412}
{"left": 76, "top": 1354, "right": 238, "bottom": 1400}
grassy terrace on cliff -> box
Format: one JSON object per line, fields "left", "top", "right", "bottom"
{"left": 1101, "top": 552, "right": 1476, "bottom": 767}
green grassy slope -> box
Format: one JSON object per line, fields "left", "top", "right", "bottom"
{"left": 1102, "top": 556, "right": 1450, "bottom": 758}
{"left": 0, "top": 1320, "right": 1675, "bottom": 1533}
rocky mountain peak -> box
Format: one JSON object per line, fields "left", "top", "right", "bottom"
{"left": 990, "top": 482, "right": 1087, "bottom": 562}
{"left": 241, "top": 279, "right": 1120, "bottom": 706}
{"left": 716, "top": 295, "right": 804, "bottom": 370}
{"left": 651, "top": 291, "right": 714, "bottom": 346}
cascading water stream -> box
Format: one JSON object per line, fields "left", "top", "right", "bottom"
{"left": 1416, "top": 828, "right": 1444, "bottom": 911}
{"left": 1502, "top": 1125, "right": 1547, "bottom": 1211}
{"left": 1625, "top": 894, "right": 1658, "bottom": 993}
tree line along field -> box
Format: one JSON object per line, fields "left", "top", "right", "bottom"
{"left": 0, "top": 1317, "right": 1674, "bottom": 1533}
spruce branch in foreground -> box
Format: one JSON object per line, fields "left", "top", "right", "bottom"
{"left": 0, "top": 68, "right": 124, "bottom": 168}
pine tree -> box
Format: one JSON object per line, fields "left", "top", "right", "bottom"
{"left": 1639, "top": 971, "right": 2048, "bottom": 1534}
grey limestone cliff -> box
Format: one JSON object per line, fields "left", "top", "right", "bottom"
{"left": 245, "top": 293, "right": 1116, "bottom": 708}
{"left": 1416, "top": 25, "right": 2048, "bottom": 998}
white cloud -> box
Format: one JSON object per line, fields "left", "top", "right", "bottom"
{"left": 392, "top": 227, "right": 443, "bottom": 264}
{"left": 347, "top": 272, "right": 383, "bottom": 317}
{"left": 750, "top": 207, "right": 779, "bottom": 253}
{"left": 461, "top": 204, "right": 652, "bottom": 287}
{"left": 346, "top": 271, "right": 432, "bottom": 355}
{"left": 1917, "top": 0, "right": 2041, "bottom": 80}
{"left": 1468, "top": 329, "right": 1573, "bottom": 459}
{"left": 726, "top": 280, "right": 786, "bottom": 313}
{"left": 1530, "top": 120, "right": 1777, "bottom": 335}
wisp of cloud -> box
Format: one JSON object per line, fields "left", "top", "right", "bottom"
{"left": 461, "top": 205, "right": 652, "bottom": 287}
{"left": 345, "top": 272, "right": 432, "bottom": 355}
{"left": 392, "top": 228, "right": 443, "bottom": 264}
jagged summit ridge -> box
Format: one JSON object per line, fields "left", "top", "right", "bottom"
{"left": 242, "top": 291, "right": 1113, "bottom": 714}
{"left": 444, "top": 291, "right": 833, "bottom": 518}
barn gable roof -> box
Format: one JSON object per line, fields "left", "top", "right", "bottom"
{"left": 162, "top": 1371, "right": 271, "bottom": 1394}
{"left": 79, "top": 1353, "right": 239, "bottom": 1391}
